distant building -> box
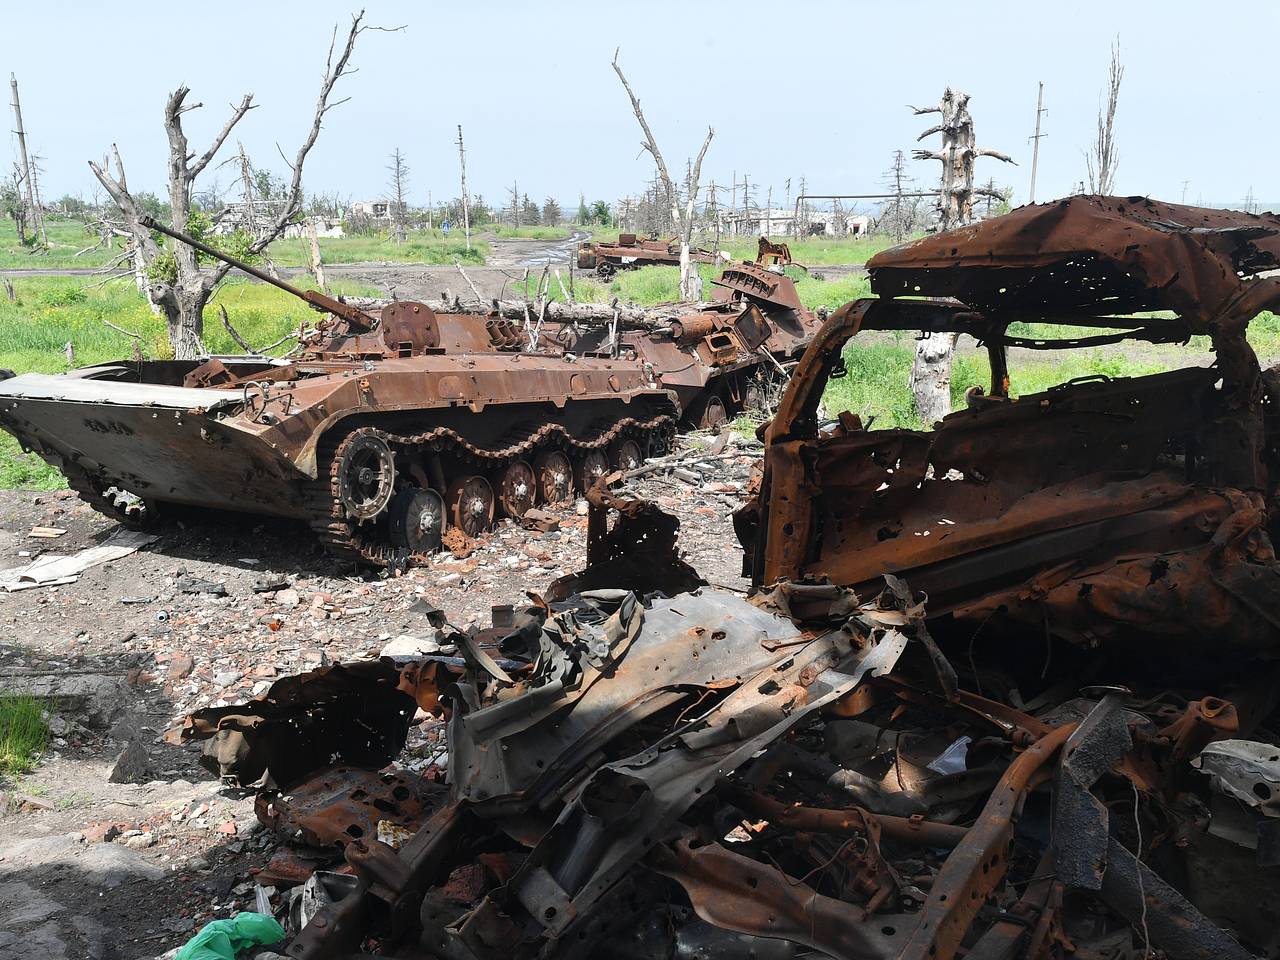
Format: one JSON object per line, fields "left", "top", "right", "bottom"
{"left": 351, "top": 200, "right": 391, "bottom": 220}
{"left": 282, "top": 217, "right": 345, "bottom": 239}
{"left": 718, "top": 208, "right": 871, "bottom": 238}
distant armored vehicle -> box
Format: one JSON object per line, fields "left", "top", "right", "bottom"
{"left": 575, "top": 233, "right": 722, "bottom": 278}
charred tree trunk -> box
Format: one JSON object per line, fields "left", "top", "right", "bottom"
{"left": 908, "top": 89, "right": 1013, "bottom": 424}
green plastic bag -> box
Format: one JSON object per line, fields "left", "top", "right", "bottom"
{"left": 175, "top": 911, "right": 285, "bottom": 960}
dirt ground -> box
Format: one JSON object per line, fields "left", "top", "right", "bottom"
{"left": 0, "top": 441, "right": 753, "bottom": 959}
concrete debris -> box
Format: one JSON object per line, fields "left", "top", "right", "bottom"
{"left": 107, "top": 739, "right": 153, "bottom": 784}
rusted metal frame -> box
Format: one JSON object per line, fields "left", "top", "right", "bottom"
{"left": 756, "top": 300, "right": 868, "bottom": 584}
{"left": 1052, "top": 696, "right": 1256, "bottom": 960}
{"left": 287, "top": 801, "right": 473, "bottom": 959}
{"left": 717, "top": 782, "right": 969, "bottom": 849}
{"left": 648, "top": 834, "right": 905, "bottom": 960}
{"left": 963, "top": 851, "right": 1061, "bottom": 960}
{"left": 895, "top": 723, "right": 1076, "bottom": 960}
{"left": 870, "top": 675, "right": 1054, "bottom": 741}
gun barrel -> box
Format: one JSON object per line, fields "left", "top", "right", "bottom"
{"left": 138, "top": 215, "right": 309, "bottom": 298}
{"left": 136, "top": 215, "right": 374, "bottom": 328}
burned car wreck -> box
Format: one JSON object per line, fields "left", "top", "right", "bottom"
{"left": 170, "top": 197, "right": 1280, "bottom": 959}
{"left": 741, "top": 195, "right": 1280, "bottom": 669}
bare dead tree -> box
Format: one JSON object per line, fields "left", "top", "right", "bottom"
{"left": 387, "top": 147, "right": 410, "bottom": 243}
{"left": 89, "top": 10, "right": 399, "bottom": 358}
{"left": 612, "top": 49, "right": 713, "bottom": 302}
{"left": 909, "top": 88, "right": 1014, "bottom": 426}
{"left": 1085, "top": 40, "right": 1123, "bottom": 195}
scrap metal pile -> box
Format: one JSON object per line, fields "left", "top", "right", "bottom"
{"left": 174, "top": 509, "right": 1280, "bottom": 958}
{"left": 163, "top": 197, "right": 1280, "bottom": 958}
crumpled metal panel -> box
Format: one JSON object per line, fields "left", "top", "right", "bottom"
{"left": 256, "top": 765, "right": 444, "bottom": 849}
{"left": 170, "top": 659, "right": 416, "bottom": 790}
{"left": 868, "top": 195, "right": 1280, "bottom": 327}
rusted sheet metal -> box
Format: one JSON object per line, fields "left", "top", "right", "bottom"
{"left": 170, "top": 659, "right": 416, "bottom": 790}
{"left": 256, "top": 765, "right": 443, "bottom": 849}
{"left": 200, "top": 560, "right": 1280, "bottom": 959}
{"left": 743, "top": 196, "right": 1280, "bottom": 665}
{"left": 868, "top": 195, "right": 1280, "bottom": 327}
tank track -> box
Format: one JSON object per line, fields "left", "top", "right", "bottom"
{"left": 305, "top": 412, "right": 677, "bottom": 567}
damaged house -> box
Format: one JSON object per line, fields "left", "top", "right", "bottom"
{"left": 172, "top": 196, "right": 1280, "bottom": 959}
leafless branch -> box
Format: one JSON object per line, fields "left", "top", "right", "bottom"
{"left": 189, "top": 95, "right": 257, "bottom": 179}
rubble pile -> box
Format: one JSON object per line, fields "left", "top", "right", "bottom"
{"left": 166, "top": 489, "right": 1280, "bottom": 959}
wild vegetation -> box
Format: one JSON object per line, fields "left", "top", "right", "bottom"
{"left": 2, "top": 234, "right": 1277, "bottom": 490}
{"left": 0, "top": 695, "right": 48, "bottom": 778}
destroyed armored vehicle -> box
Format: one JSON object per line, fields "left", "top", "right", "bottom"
{"left": 549, "top": 258, "right": 823, "bottom": 427}
{"left": 740, "top": 195, "right": 1280, "bottom": 669}
{"left": 575, "top": 232, "right": 721, "bottom": 278}
{"left": 0, "top": 218, "right": 679, "bottom": 566}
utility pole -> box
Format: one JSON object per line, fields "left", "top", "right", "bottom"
{"left": 765, "top": 185, "right": 772, "bottom": 237}
{"left": 1181, "top": 180, "right": 1190, "bottom": 204}
{"left": 456, "top": 124, "right": 471, "bottom": 251}
{"left": 1027, "top": 81, "right": 1046, "bottom": 204}
{"left": 9, "top": 73, "right": 45, "bottom": 246}
{"left": 730, "top": 170, "right": 737, "bottom": 236}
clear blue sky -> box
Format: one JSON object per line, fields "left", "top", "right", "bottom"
{"left": 6, "top": 0, "right": 1275, "bottom": 212}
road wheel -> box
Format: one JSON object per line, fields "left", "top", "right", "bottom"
{"left": 447, "top": 476, "right": 494, "bottom": 538}
{"left": 574, "top": 450, "right": 610, "bottom": 493}
{"left": 389, "top": 486, "right": 445, "bottom": 554}
{"left": 609, "top": 439, "right": 643, "bottom": 472}
{"left": 497, "top": 460, "right": 536, "bottom": 519}
{"left": 595, "top": 261, "right": 616, "bottom": 279}
{"left": 699, "top": 396, "right": 728, "bottom": 430}
{"left": 534, "top": 450, "right": 573, "bottom": 506}
{"left": 336, "top": 430, "right": 397, "bottom": 522}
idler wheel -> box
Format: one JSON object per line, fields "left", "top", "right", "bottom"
{"left": 389, "top": 486, "right": 445, "bottom": 554}
{"left": 447, "top": 475, "right": 495, "bottom": 538}
{"left": 534, "top": 450, "right": 573, "bottom": 506}
{"left": 609, "top": 439, "right": 643, "bottom": 472}
{"left": 336, "top": 431, "right": 397, "bottom": 522}
{"left": 497, "top": 460, "right": 536, "bottom": 519}
{"left": 574, "top": 450, "right": 610, "bottom": 493}
{"left": 698, "top": 396, "right": 728, "bottom": 430}
{"left": 595, "top": 261, "right": 616, "bottom": 279}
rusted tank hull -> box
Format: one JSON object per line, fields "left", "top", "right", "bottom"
{"left": 0, "top": 384, "right": 311, "bottom": 517}
{"left": 0, "top": 347, "right": 680, "bottom": 565}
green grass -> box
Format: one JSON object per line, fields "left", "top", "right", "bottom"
{"left": 268, "top": 228, "right": 487, "bottom": 266}
{"left": 716, "top": 234, "right": 907, "bottom": 266}
{"left": 0, "top": 275, "right": 380, "bottom": 373}
{"left": 489, "top": 225, "right": 572, "bottom": 240}
{"left": 0, "top": 696, "right": 48, "bottom": 778}
{"left": 824, "top": 338, "right": 1173, "bottom": 431}
{"left": 0, "top": 218, "right": 123, "bottom": 270}
{"left": 0, "top": 275, "right": 382, "bottom": 489}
